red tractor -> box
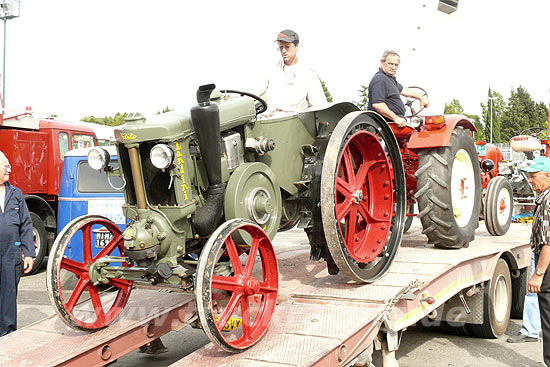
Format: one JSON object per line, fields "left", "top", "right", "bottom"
{"left": 395, "top": 88, "right": 482, "bottom": 248}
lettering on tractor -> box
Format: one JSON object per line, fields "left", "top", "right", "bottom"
{"left": 46, "top": 84, "right": 487, "bottom": 352}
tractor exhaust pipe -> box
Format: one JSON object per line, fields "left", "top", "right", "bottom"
{"left": 190, "top": 84, "right": 226, "bottom": 237}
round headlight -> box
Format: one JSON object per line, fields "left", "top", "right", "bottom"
{"left": 88, "top": 148, "right": 110, "bottom": 171}
{"left": 150, "top": 144, "right": 174, "bottom": 169}
{"left": 408, "top": 116, "right": 423, "bottom": 129}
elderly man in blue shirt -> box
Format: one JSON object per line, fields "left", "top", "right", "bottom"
{"left": 0, "top": 150, "right": 35, "bottom": 336}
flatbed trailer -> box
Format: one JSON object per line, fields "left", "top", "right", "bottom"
{"left": 0, "top": 222, "right": 531, "bottom": 367}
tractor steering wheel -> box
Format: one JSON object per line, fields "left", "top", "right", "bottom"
{"left": 403, "top": 86, "right": 428, "bottom": 118}
{"left": 519, "top": 126, "right": 550, "bottom": 140}
{"left": 219, "top": 89, "right": 268, "bottom": 115}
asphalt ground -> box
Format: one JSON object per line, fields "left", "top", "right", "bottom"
{"left": 14, "top": 222, "right": 546, "bottom": 367}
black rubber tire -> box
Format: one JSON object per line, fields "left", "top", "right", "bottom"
{"left": 320, "top": 111, "right": 406, "bottom": 282}
{"left": 470, "top": 259, "right": 512, "bottom": 338}
{"left": 404, "top": 205, "right": 414, "bottom": 233}
{"left": 510, "top": 266, "right": 528, "bottom": 319}
{"left": 25, "top": 212, "right": 48, "bottom": 275}
{"left": 484, "top": 176, "right": 513, "bottom": 236}
{"left": 439, "top": 321, "right": 471, "bottom": 336}
{"left": 415, "top": 126, "right": 481, "bottom": 248}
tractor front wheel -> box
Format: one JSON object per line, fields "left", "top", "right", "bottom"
{"left": 484, "top": 176, "right": 513, "bottom": 236}
{"left": 46, "top": 215, "right": 133, "bottom": 331}
{"left": 416, "top": 126, "right": 481, "bottom": 248}
{"left": 195, "top": 219, "right": 279, "bottom": 352}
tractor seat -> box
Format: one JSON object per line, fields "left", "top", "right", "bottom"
{"left": 510, "top": 135, "right": 542, "bottom": 153}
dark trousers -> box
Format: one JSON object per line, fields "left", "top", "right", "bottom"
{"left": 0, "top": 256, "right": 21, "bottom": 336}
{"left": 537, "top": 254, "right": 550, "bottom": 366}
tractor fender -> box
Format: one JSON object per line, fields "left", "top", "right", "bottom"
{"left": 407, "top": 114, "right": 477, "bottom": 150}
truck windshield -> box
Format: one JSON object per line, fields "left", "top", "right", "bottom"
{"left": 77, "top": 161, "right": 123, "bottom": 193}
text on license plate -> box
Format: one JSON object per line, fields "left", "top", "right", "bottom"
{"left": 93, "top": 228, "right": 113, "bottom": 248}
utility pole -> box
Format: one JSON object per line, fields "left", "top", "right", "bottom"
{"left": 0, "top": 0, "right": 20, "bottom": 106}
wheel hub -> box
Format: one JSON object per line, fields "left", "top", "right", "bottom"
{"left": 352, "top": 189, "right": 364, "bottom": 204}
{"left": 243, "top": 276, "right": 260, "bottom": 295}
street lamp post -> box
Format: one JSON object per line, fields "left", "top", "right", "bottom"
{"left": 0, "top": 0, "right": 20, "bottom": 106}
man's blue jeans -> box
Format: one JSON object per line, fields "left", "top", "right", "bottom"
{"left": 521, "top": 252, "right": 541, "bottom": 337}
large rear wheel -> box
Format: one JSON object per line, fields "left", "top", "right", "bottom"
{"left": 195, "top": 219, "right": 279, "bottom": 352}
{"left": 321, "top": 111, "right": 406, "bottom": 282}
{"left": 416, "top": 126, "right": 481, "bottom": 248}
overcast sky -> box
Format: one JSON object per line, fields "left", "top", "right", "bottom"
{"left": 3, "top": 0, "right": 549, "bottom": 121}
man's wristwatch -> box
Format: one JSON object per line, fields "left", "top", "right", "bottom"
{"left": 536, "top": 268, "right": 545, "bottom": 276}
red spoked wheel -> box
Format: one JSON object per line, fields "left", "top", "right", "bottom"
{"left": 321, "top": 111, "right": 406, "bottom": 282}
{"left": 46, "top": 215, "right": 133, "bottom": 331}
{"left": 195, "top": 218, "right": 279, "bottom": 352}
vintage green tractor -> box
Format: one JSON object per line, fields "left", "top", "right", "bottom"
{"left": 46, "top": 84, "right": 407, "bottom": 352}
{"left": 46, "top": 84, "right": 480, "bottom": 352}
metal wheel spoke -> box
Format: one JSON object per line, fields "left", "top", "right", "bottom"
{"left": 60, "top": 258, "right": 87, "bottom": 276}
{"left": 259, "top": 283, "right": 278, "bottom": 293}
{"left": 88, "top": 285, "right": 106, "bottom": 324}
{"left": 240, "top": 297, "right": 252, "bottom": 339}
{"left": 64, "top": 278, "right": 89, "bottom": 312}
{"left": 342, "top": 148, "right": 356, "bottom": 183}
{"left": 225, "top": 236, "right": 244, "bottom": 276}
{"left": 345, "top": 207, "right": 359, "bottom": 244}
{"left": 243, "top": 238, "right": 260, "bottom": 276}
{"left": 216, "top": 292, "right": 242, "bottom": 331}
{"left": 212, "top": 275, "right": 242, "bottom": 292}
{"left": 336, "top": 177, "right": 353, "bottom": 196}
{"left": 82, "top": 226, "right": 93, "bottom": 263}
{"left": 95, "top": 233, "right": 123, "bottom": 260}
{"left": 336, "top": 199, "right": 353, "bottom": 222}
{"left": 358, "top": 201, "right": 386, "bottom": 223}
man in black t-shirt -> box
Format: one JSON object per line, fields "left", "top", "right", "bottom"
{"left": 367, "top": 50, "right": 429, "bottom": 127}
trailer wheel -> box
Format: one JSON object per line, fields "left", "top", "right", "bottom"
{"left": 46, "top": 215, "right": 133, "bottom": 330}
{"left": 511, "top": 266, "right": 528, "bottom": 319}
{"left": 26, "top": 212, "right": 48, "bottom": 275}
{"left": 416, "top": 126, "right": 481, "bottom": 248}
{"left": 484, "top": 176, "right": 513, "bottom": 236}
{"left": 470, "top": 259, "right": 512, "bottom": 338}
{"left": 196, "top": 219, "right": 278, "bottom": 352}
{"left": 321, "top": 112, "right": 406, "bottom": 282}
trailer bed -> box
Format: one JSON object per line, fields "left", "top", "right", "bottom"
{"left": 0, "top": 222, "right": 532, "bottom": 367}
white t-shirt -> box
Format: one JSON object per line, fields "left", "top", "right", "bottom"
{"left": 0, "top": 189, "right": 4, "bottom": 212}
{"left": 257, "top": 59, "right": 327, "bottom": 118}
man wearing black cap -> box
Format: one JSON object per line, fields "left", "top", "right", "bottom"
{"left": 257, "top": 29, "right": 327, "bottom": 117}
{"left": 522, "top": 156, "right": 550, "bottom": 365}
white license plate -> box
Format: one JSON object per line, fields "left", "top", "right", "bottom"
{"left": 94, "top": 228, "right": 113, "bottom": 248}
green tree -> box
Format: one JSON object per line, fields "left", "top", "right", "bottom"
{"left": 444, "top": 98, "right": 485, "bottom": 141}
{"left": 443, "top": 99, "right": 464, "bottom": 114}
{"left": 480, "top": 88, "right": 505, "bottom": 143}
{"left": 156, "top": 106, "right": 173, "bottom": 115}
{"left": 355, "top": 84, "right": 369, "bottom": 110}
{"left": 81, "top": 112, "right": 128, "bottom": 126}
{"left": 500, "top": 86, "right": 547, "bottom": 142}
{"left": 319, "top": 78, "right": 333, "bottom": 103}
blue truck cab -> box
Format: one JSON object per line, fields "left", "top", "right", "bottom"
{"left": 58, "top": 146, "right": 125, "bottom": 261}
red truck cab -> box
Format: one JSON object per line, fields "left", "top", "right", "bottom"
{"left": 0, "top": 112, "right": 97, "bottom": 273}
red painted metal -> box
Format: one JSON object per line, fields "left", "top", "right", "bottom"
{"left": 54, "top": 218, "right": 133, "bottom": 329}
{"left": 209, "top": 223, "right": 278, "bottom": 349}
{"left": 406, "top": 115, "right": 476, "bottom": 150}
{"left": 335, "top": 131, "right": 393, "bottom": 262}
